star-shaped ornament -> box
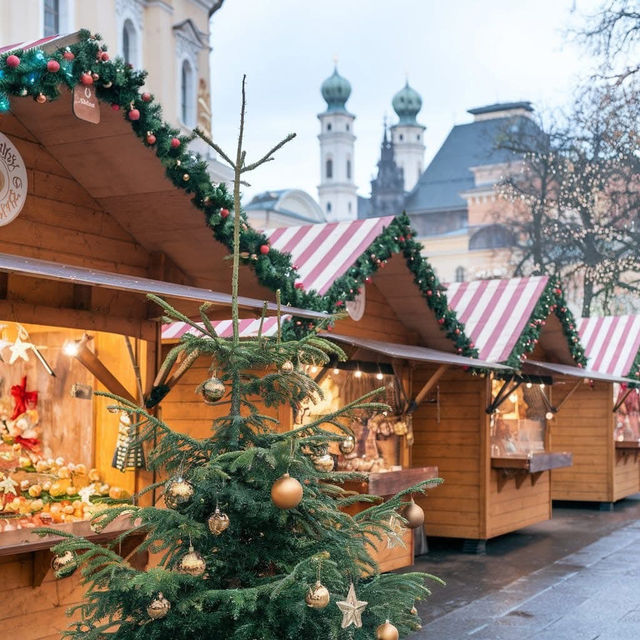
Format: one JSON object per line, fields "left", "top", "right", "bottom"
{"left": 8, "top": 337, "right": 32, "bottom": 364}
{"left": 78, "top": 485, "right": 95, "bottom": 504}
{"left": 0, "top": 475, "right": 19, "bottom": 495}
{"left": 336, "top": 582, "right": 368, "bottom": 629}
{"left": 386, "top": 515, "right": 407, "bottom": 549}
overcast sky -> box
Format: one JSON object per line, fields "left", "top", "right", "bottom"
{"left": 209, "top": 0, "right": 601, "bottom": 204}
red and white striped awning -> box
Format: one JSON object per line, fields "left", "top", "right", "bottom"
{"left": 0, "top": 33, "right": 79, "bottom": 55}
{"left": 579, "top": 315, "right": 640, "bottom": 377}
{"left": 162, "top": 317, "right": 284, "bottom": 341}
{"left": 265, "top": 216, "right": 395, "bottom": 295}
{"left": 446, "top": 276, "right": 550, "bottom": 362}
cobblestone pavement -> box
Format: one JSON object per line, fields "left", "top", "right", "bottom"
{"left": 411, "top": 495, "right": 640, "bottom": 639}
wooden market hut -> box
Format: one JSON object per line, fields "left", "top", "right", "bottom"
{"left": 0, "top": 31, "right": 323, "bottom": 639}
{"left": 410, "top": 276, "right": 588, "bottom": 552}
{"left": 161, "top": 215, "right": 513, "bottom": 570}
{"left": 549, "top": 315, "right": 640, "bottom": 508}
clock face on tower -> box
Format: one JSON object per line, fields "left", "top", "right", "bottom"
{"left": 346, "top": 287, "right": 366, "bottom": 322}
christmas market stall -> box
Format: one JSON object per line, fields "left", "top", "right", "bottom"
{"left": 0, "top": 31, "right": 324, "bottom": 639}
{"left": 409, "top": 276, "right": 586, "bottom": 552}
{"left": 161, "top": 215, "right": 513, "bottom": 570}
{"left": 549, "top": 315, "right": 640, "bottom": 508}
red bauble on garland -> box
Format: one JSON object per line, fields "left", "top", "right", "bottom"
{"left": 46, "top": 60, "right": 60, "bottom": 73}
{"left": 259, "top": 244, "right": 270, "bottom": 255}
{"left": 128, "top": 108, "right": 140, "bottom": 121}
{"left": 219, "top": 208, "right": 230, "bottom": 218}
{"left": 100, "top": 52, "right": 109, "bottom": 61}
{"left": 438, "top": 318, "right": 445, "bottom": 325}
{"left": 141, "top": 92, "right": 152, "bottom": 102}
{"left": 80, "top": 72, "right": 93, "bottom": 85}
{"left": 170, "top": 137, "right": 181, "bottom": 149}
{"left": 146, "top": 133, "right": 156, "bottom": 145}
{"left": 111, "top": 103, "right": 120, "bottom": 111}
{"left": 63, "top": 50, "right": 75, "bottom": 61}
{"left": 6, "top": 54, "right": 20, "bottom": 68}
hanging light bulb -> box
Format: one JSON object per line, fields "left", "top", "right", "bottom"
{"left": 354, "top": 367, "right": 362, "bottom": 379}
{"left": 332, "top": 368, "right": 340, "bottom": 375}
{"left": 63, "top": 340, "right": 80, "bottom": 357}
{"left": 509, "top": 393, "right": 518, "bottom": 403}
{"left": 545, "top": 411, "right": 554, "bottom": 420}
{"left": 310, "top": 366, "right": 318, "bottom": 374}
{"left": 539, "top": 383, "right": 545, "bottom": 390}
{"left": 376, "top": 371, "right": 384, "bottom": 380}
{"left": 526, "top": 382, "right": 533, "bottom": 389}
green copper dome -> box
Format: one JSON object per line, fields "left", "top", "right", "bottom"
{"left": 321, "top": 67, "right": 351, "bottom": 112}
{"left": 392, "top": 82, "right": 422, "bottom": 125}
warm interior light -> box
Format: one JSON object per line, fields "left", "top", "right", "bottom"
{"left": 354, "top": 369, "right": 362, "bottom": 378}
{"left": 376, "top": 372, "right": 384, "bottom": 380}
{"left": 63, "top": 340, "right": 80, "bottom": 357}
{"left": 526, "top": 382, "right": 533, "bottom": 389}
{"left": 310, "top": 366, "right": 318, "bottom": 374}
{"left": 332, "top": 368, "right": 340, "bottom": 375}
{"left": 539, "top": 383, "right": 545, "bottom": 390}
{"left": 545, "top": 411, "right": 554, "bottom": 420}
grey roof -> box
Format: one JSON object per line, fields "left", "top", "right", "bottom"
{"left": 404, "top": 114, "right": 538, "bottom": 214}
{"left": 467, "top": 101, "right": 533, "bottom": 115}
{"left": 357, "top": 194, "right": 372, "bottom": 219}
{"left": 244, "top": 190, "right": 322, "bottom": 224}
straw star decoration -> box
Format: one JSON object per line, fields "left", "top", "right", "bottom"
{"left": 0, "top": 475, "right": 19, "bottom": 496}
{"left": 386, "top": 514, "right": 407, "bottom": 549}
{"left": 8, "top": 337, "right": 32, "bottom": 364}
{"left": 336, "top": 582, "right": 368, "bottom": 629}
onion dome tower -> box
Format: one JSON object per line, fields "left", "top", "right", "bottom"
{"left": 390, "top": 81, "right": 426, "bottom": 192}
{"left": 317, "top": 65, "right": 357, "bottom": 221}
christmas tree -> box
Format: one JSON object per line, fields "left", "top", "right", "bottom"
{"left": 37, "top": 78, "right": 442, "bottom": 640}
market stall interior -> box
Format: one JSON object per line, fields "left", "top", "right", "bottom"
{"left": 549, "top": 315, "right": 640, "bottom": 508}
{"left": 411, "top": 276, "right": 588, "bottom": 552}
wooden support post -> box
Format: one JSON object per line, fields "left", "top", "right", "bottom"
{"left": 613, "top": 386, "right": 634, "bottom": 413}
{"left": 32, "top": 549, "right": 52, "bottom": 587}
{"left": 555, "top": 380, "right": 583, "bottom": 412}
{"left": 70, "top": 335, "right": 137, "bottom": 404}
{"left": 0, "top": 272, "right": 8, "bottom": 299}
{"left": 412, "top": 364, "right": 449, "bottom": 408}
{"left": 72, "top": 283, "right": 92, "bottom": 310}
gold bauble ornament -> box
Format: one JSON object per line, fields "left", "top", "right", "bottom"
{"left": 51, "top": 550, "right": 78, "bottom": 578}
{"left": 403, "top": 500, "right": 425, "bottom": 529}
{"left": 164, "top": 476, "right": 194, "bottom": 509}
{"left": 207, "top": 507, "right": 230, "bottom": 535}
{"left": 36, "top": 93, "right": 47, "bottom": 104}
{"left": 312, "top": 453, "right": 334, "bottom": 472}
{"left": 376, "top": 620, "right": 399, "bottom": 640}
{"left": 280, "top": 360, "right": 294, "bottom": 373}
{"left": 339, "top": 436, "right": 356, "bottom": 455}
{"left": 147, "top": 592, "right": 171, "bottom": 619}
{"left": 200, "top": 376, "right": 225, "bottom": 404}
{"left": 177, "top": 546, "right": 206, "bottom": 577}
{"left": 410, "top": 606, "right": 418, "bottom": 615}
{"left": 305, "top": 581, "right": 330, "bottom": 609}
{"left": 270, "top": 473, "right": 303, "bottom": 509}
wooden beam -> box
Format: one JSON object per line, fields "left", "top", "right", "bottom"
{"left": 72, "top": 283, "right": 92, "bottom": 310}
{"left": 555, "top": 380, "right": 584, "bottom": 412}
{"left": 412, "top": 364, "right": 449, "bottom": 409}
{"left": 613, "top": 386, "right": 634, "bottom": 414}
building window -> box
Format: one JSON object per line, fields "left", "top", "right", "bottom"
{"left": 43, "top": 0, "right": 59, "bottom": 36}
{"left": 455, "top": 266, "right": 466, "bottom": 283}
{"left": 399, "top": 133, "right": 404, "bottom": 141}
{"left": 348, "top": 201, "right": 352, "bottom": 213}
{"left": 122, "top": 18, "right": 138, "bottom": 66}
{"left": 180, "top": 59, "right": 196, "bottom": 127}
{"left": 346, "top": 159, "right": 351, "bottom": 180}
{"left": 327, "top": 122, "right": 332, "bottom": 131}
{"left": 346, "top": 123, "right": 350, "bottom": 131}
{"left": 417, "top": 134, "right": 421, "bottom": 141}
{"left": 327, "top": 202, "right": 332, "bottom": 213}
{"left": 326, "top": 158, "right": 333, "bottom": 179}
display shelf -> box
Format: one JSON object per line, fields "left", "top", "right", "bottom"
{"left": 341, "top": 466, "right": 439, "bottom": 497}
{"left": 615, "top": 440, "right": 640, "bottom": 463}
{"left": 492, "top": 452, "right": 572, "bottom": 492}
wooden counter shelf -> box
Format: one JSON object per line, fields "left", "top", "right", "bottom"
{"left": 0, "top": 515, "right": 146, "bottom": 587}
{"left": 492, "top": 452, "right": 573, "bottom": 493}
{"left": 615, "top": 440, "right": 640, "bottom": 463}
{"left": 340, "top": 466, "right": 439, "bottom": 497}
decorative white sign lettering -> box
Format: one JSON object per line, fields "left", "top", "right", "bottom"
{"left": 0, "top": 132, "right": 28, "bottom": 226}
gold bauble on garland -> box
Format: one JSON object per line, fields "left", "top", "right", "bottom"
{"left": 410, "top": 606, "right": 418, "bottom": 615}
{"left": 164, "top": 476, "right": 194, "bottom": 509}
{"left": 305, "top": 580, "right": 330, "bottom": 609}
{"left": 51, "top": 550, "right": 78, "bottom": 578}
{"left": 147, "top": 593, "right": 171, "bottom": 620}
{"left": 270, "top": 473, "right": 303, "bottom": 509}
{"left": 403, "top": 499, "right": 425, "bottom": 529}
{"left": 207, "top": 507, "right": 230, "bottom": 535}
{"left": 200, "top": 376, "right": 225, "bottom": 404}
{"left": 339, "top": 436, "right": 356, "bottom": 455}
{"left": 312, "top": 453, "right": 334, "bottom": 472}
{"left": 376, "top": 620, "right": 399, "bottom": 640}
{"left": 177, "top": 546, "right": 206, "bottom": 577}
{"left": 280, "top": 360, "right": 294, "bottom": 373}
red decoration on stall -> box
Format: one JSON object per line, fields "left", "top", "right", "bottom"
{"left": 80, "top": 72, "right": 93, "bottom": 85}
{"left": 63, "top": 50, "right": 75, "bottom": 61}
{"left": 10, "top": 376, "right": 37, "bottom": 421}
{"left": 128, "top": 108, "right": 140, "bottom": 121}
{"left": 260, "top": 244, "right": 270, "bottom": 255}
{"left": 46, "top": 60, "right": 60, "bottom": 73}
{"left": 220, "top": 208, "right": 230, "bottom": 218}
{"left": 141, "top": 92, "right": 152, "bottom": 102}
{"left": 5, "top": 55, "right": 20, "bottom": 68}
{"left": 146, "top": 133, "right": 156, "bottom": 145}
{"left": 170, "top": 137, "right": 181, "bottom": 149}
{"left": 100, "top": 52, "right": 110, "bottom": 61}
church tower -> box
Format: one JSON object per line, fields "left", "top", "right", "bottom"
{"left": 317, "top": 66, "right": 357, "bottom": 221}
{"left": 390, "top": 81, "right": 425, "bottom": 192}
{"left": 370, "top": 123, "right": 405, "bottom": 217}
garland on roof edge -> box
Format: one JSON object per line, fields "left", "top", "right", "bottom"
{"left": 627, "top": 351, "right": 640, "bottom": 381}
{"left": 506, "top": 278, "right": 587, "bottom": 370}
{"left": 0, "top": 31, "right": 474, "bottom": 355}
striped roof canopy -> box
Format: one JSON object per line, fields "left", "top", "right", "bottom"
{"left": 162, "top": 317, "right": 284, "bottom": 342}
{"left": 0, "top": 33, "right": 78, "bottom": 54}
{"left": 265, "top": 216, "right": 395, "bottom": 295}
{"left": 579, "top": 315, "right": 640, "bottom": 377}
{"left": 446, "top": 276, "right": 551, "bottom": 363}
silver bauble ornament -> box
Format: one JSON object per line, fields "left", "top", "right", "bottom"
{"left": 312, "top": 453, "right": 334, "bottom": 472}
{"left": 339, "top": 436, "right": 356, "bottom": 455}
{"left": 305, "top": 580, "right": 330, "bottom": 608}
{"left": 164, "top": 476, "right": 194, "bottom": 509}
{"left": 280, "top": 360, "right": 294, "bottom": 373}
{"left": 177, "top": 546, "right": 206, "bottom": 577}
{"left": 147, "top": 593, "right": 171, "bottom": 619}
{"left": 200, "top": 376, "right": 225, "bottom": 404}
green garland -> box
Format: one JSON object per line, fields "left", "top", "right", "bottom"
{"left": 0, "top": 31, "right": 477, "bottom": 356}
{"left": 506, "top": 277, "right": 587, "bottom": 369}
{"left": 626, "top": 350, "right": 640, "bottom": 381}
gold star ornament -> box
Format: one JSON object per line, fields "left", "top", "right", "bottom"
{"left": 336, "top": 582, "right": 367, "bottom": 629}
